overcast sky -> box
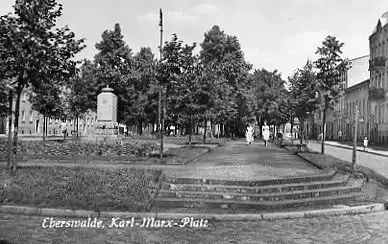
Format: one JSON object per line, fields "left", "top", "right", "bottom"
{"left": 1, "top": 0, "right": 388, "bottom": 80}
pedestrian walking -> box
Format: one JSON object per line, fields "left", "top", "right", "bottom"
{"left": 363, "top": 137, "right": 369, "bottom": 151}
{"left": 60, "top": 121, "right": 67, "bottom": 140}
{"left": 262, "top": 121, "right": 270, "bottom": 147}
{"left": 338, "top": 130, "right": 342, "bottom": 141}
{"left": 246, "top": 124, "right": 254, "bottom": 145}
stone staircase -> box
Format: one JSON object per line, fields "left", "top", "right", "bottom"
{"left": 151, "top": 170, "right": 366, "bottom": 213}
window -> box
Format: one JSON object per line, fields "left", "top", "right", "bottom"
{"left": 21, "top": 92, "right": 27, "bottom": 102}
{"left": 29, "top": 111, "right": 33, "bottom": 122}
{"left": 363, "top": 99, "right": 365, "bottom": 117}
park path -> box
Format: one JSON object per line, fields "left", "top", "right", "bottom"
{"left": 0, "top": 140, "right": 323, "bottom": 181}
{"left": 307, "top": 141, "right": 388, "bottom": 179}
{"left": 162, "top": 140, "right": 322, "bottom": 180}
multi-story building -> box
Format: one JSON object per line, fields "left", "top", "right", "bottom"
{"left": 309, "top": 55, "right": 370, "bottom": 140}
{"left": 369, "top": 11, "right": 388, "bottom": 144}
{"left": 344, "top": 79, "right": 370, "bottom": 141}
{"left": 0, "top": 88, "right": 97, "bottom": 136}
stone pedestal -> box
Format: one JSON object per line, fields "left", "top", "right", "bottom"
{"left": 94, "top": 121, "right": 119, "bottom": 141}
{"left": 92, "top": 85, "right": 119, "bottom": 142}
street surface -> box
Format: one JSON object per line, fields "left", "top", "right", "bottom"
{"left": 307, "top": 141, "right": 388, "bottom": 179}
{"left": 1, "top": 212, "right": 388, "bottom": 243}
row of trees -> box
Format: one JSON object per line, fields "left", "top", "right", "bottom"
{"left": 287, "top": 36, "right": 349, "bottom": 154}
{"left": 0, "top": 0, "right": 85, "bottom": 171}
{"left": 0, "top": 0, "right": 349, "bottom": 172}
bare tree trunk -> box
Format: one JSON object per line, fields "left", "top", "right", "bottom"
{"left": 203, "top": 118, "right": 207, "bottom": 144}
{"left": 138, "top": 120, "right": 143, "bottom": 135}
{"left": 290, "top": 117, "right": 294, "bottom": 144}
{"left": 43, "top": 114, "right": 46, "bottom": 145}
{"left": 321, "top": 108, "right": 327, "bottom": 154}
{"left": 76, "top": 116, "right": 79, "bottom": 138}
{"left": 188, "top": 114, "right": 192, "bottom": 146}
{"left": 7, "top": 90, "right": 13, "bottom": 170}
{"left": 299, "top": 118, "right": 305, "bottom": 144}
{"left": 12, "top": 87, "right": 23, "bottom": 172}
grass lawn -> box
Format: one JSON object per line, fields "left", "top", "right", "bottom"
{"left": 0, "top": 167, "right": 162, "bottom": 212}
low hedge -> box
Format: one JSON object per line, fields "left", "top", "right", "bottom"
{"left": 129, "top": 135, "right": 229, "bottom": 146}
{"left": 0, "top": 167, "right": 162, "bottom": 212}
{"left": 0, "top": 139, "right": 158, "bottom": 160}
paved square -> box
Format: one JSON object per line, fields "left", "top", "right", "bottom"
{"left": 163, "top": 141, "right": 323, "bottom": 180}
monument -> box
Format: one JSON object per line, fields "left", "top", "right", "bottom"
{"left": 94, "top": 85, "right": 118, "bottom": 141}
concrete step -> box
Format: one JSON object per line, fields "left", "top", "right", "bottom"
{"left": 157, "top": 179, "right": 362, "bottom": 202}
{"left": 152, "top": 193, "right": 363, "bottom": 211}
{"left": 164, "top": 169, "right": 336, "bottom": 186}
{"left": 161, "top": 174, "right": 349, "bottom": 194}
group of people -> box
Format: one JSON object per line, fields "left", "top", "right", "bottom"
{"left": 245, "top": 122, "right": 270, "bottom": 147}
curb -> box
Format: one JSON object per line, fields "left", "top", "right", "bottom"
{"left": 310, "top": 141, "right": 388, "bottom": 158}
{"left": 166, "top": 144, "right": 219, "bottom": 165}
{"left": 0, "top": 203, "right": 384, "bottom": 221}
{"left": 183, "top": 147, "right": 210, "bottom": 165}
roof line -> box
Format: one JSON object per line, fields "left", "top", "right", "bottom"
{"left": 349, "top": 55, "right": 369, "bottom": 61}
{"left": 345, "top": 79, "right": 370, "bottom": 91}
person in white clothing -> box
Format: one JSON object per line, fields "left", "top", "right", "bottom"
{"left": 262, "top": 121, "right": 270, "bottom": 147}
{"left": 363, "top": 137, "right": 368, "bottom": 151}
{"left": 246, "top": 125, "right": 254, "bottom": 145}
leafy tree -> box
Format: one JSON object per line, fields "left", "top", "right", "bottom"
{"left": 288, "top": 60, "right": 319, "bottom": 143}
{"left": 66, "top": 59, "right": 98, "bottom": 136}
{"left": 199, "top": 25, "right": 252, "bottom": 138}
{"left": 314, "top": 36, "right": 348, "bottom": 154}
{"left": 0, "top": 79, "right": 9, "bottom": 117}
{"left": 94, "top": 23, "right": 134, "bottom": 124}
{"left": 0, "top": 0, "right": 84, "bottom": 171}
{"left": 157, "top": 34, "right": 201, "bottom": 144}
{"left": 29, "top": 81, "right": 64, "bottom": 144}
{"left": 173, "top": 43, "right": 201, "bottom": 144}
{"left": 251, "top": 68, "right": 288, "bottom": 135}
{"left": 130, "top": 47, "right": 157, "bottom": 135}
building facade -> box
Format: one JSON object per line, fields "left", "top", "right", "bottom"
{"left": 1, "top": 88, "right": 97, "bottom": 136}
{"left": 310, "top": 55, "right": 370, "bottom": 141}
{"left": 369, "top": 11, "right": 388, "bottom": 144}
{"left": 344, "top": 79, "right": 370, "bottom": 141}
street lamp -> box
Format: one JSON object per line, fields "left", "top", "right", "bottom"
{"left": 352, "top": 104, "right": 360, "bottom": 168}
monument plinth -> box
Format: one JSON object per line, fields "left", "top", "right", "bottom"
{"left": 94, "top": 85, "right": 119, "bottom": 141}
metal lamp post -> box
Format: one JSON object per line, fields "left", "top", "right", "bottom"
{"left": 159, "top": 8, "right": 164, "bottom": 162}
{"left": 352, "top": 104, "right": 360, "bottom": 168}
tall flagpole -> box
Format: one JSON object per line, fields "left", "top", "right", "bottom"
{"left": 159, "top": 8, "right": 164, "bottom": 162}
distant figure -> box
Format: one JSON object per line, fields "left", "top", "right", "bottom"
{"left": 364, "top": 137, "right": 369, "bottom": 151}
{"left": 262, "top": 122, "right": 270, "bottom": 147}
{"left": 60, "top": 121, "right": 67, "bottom": 139}
{"left": 338, "top": 131, "right": 342, "bottom": 141}
{"left": 246, "top": 125, "right": 254, "bottom": 145}
{"left": 318, "top": 133, "right": 323, "bottom": 141}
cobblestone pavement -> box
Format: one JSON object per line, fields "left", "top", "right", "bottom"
{"left": 1, "top": 212, "right": 388, "bottom": 243}
{"left": 162, "top": 140, "right": 322, "bottom": 180}
{"left": 307, "top": 141, "right": 388, "bottom": 179}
